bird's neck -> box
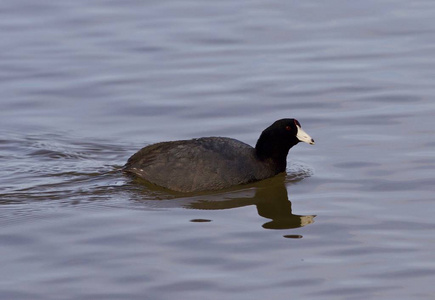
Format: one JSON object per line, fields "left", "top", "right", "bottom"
{"left": 255, "top": 135, "right": 295, "bottom": 174}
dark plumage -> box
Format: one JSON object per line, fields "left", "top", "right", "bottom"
{"left": 124, "top": 118, "right": 314, "bottom": 192}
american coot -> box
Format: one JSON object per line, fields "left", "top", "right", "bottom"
{"left": 124, "top": 119, "right": 314, "bottom": 192}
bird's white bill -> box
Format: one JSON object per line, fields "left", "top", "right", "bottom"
{"left": 296, "top": 125, "right": 315, "bottom": 145}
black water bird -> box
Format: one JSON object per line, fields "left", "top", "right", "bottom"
{"left": 124, "top": 119, "right": 314, "bottom": 192}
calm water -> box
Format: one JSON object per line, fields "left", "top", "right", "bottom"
{"left": 1, "top": 0, "right": 435, "bottom": 299}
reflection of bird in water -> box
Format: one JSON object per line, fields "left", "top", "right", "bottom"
{"left": 187, "top": 174, "right": 316, "bottom": 230}
{"left": 127, "top": 167, "right": 315, "bottom": 230}
{"left": 254, "top": 180, "right": 315, "bottom": 229}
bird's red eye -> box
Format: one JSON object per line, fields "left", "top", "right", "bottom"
{"left": 285, "top": 126, "right": 291, "bottom": 131}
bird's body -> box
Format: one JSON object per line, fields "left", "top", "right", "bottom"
{"left": 124, "top": 119, "right": 314, "bottom": 192}
{"left": 125, "top": 137, "right": 278, "bottom": 192}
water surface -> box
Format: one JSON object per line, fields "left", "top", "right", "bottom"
{"left": 1, "top": 1, "right": 435, "bottom": 299}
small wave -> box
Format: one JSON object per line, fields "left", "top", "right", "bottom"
{"left": 286, "top": 161, "right": 314, "bottom": 182}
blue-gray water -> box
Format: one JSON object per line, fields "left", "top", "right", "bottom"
{"left": 1, "top": 1, "right": 435, "bottom": 299}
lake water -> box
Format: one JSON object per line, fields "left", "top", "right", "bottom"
{"left": 1, "top": 0, "right": 435, "bottom": 299}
